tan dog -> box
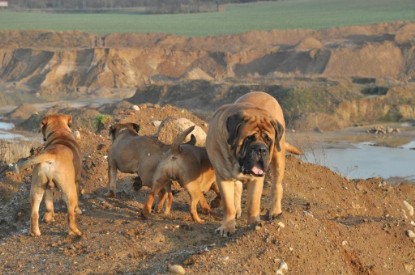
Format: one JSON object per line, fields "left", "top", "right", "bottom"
{"left": 206, "top": 91, "right": 301, "bottom": 236}
{"left": 107, "top": 123, "right": 196, "bottom": 211}
{"left": 143, "top": 126, "right": 221, "bottom": 223}
{"left": 15, "top": 114, "right": 82, "bottom": 236}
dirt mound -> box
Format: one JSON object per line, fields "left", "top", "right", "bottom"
{"left": 0, "top": 103, "right": 414, "bottom": 274}
{"left": 5, "top": 103, "right": 38, "bottom": 123}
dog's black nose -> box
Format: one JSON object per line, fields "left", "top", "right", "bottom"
{"left": 253, "top": 144, "right": 268, "bottom": 155}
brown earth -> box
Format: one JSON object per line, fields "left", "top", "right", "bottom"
{"left": 1, "top": 103, "right": 414, "bottom": 274}
{"left": 1, "top": 21, "right": 415, "bottom": 130}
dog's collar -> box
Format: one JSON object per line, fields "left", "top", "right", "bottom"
{"left": 44, "top": 131, "right": 55, "bottom": 141}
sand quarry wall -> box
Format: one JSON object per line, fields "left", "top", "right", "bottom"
{"left": 1, "top": 22, "right": 415, "bottom": 95}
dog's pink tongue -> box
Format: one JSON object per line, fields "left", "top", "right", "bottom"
{"left": 252, "top": 165, "right": 264, "bottom": 175}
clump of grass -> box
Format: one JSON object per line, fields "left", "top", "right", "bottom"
{"left": 95, "top": 114, "right": 112, "bottom": 132}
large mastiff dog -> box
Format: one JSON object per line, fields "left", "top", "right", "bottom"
{"left": 15, "top": 114, "right": 82, "bottom": 236}
{"left": 206, "top": 91, "right": 301, "bottom": 236}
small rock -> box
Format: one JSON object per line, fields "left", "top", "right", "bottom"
{"left": 404, "top": 263, "right": 413, "bottom": 272}
{"left": 405, "top": 230, "right": 415, "bottom": 239}
{"left": 276, "top": 260, "right": 288, "bottom": 274}
{"left": 73, "top": 130, "right": 81, "bottom": 140}
{"left": 277, "top": 222, "right": 285, "bottom": 229}
{"left": 131, "top": 105, "right": 140, "bottom": 111}
{"left": 403, "top": 200, "right": 414, "bottom": 216}
{"left": 168, "top": 264, "right": 185, "bottom": 274}
{"left": 152, "top": 120, "right": 162, "bottom": 128}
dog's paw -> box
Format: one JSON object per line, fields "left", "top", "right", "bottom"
{"left": 215, "top": 225, "right": 235, "bottom": 237}
{"left": 104, "top": 190, "right": 116, "bottom": 198}
{"left": 235, "top": 207, "right": 242, "bottom": 219}
{"left": 69, "top": 228, "right": 82, "bottom": 237}
{"left": 30, "top": 229, "right": 41, "bottom": 237}
{"left": 141, "top": 211, "right": 154, "bottom": 220}
{"left": 267, "top": 211, "right": 283, "bottom": 221}
{"left": 75, "top": 206, "right": 82, "bottom": 215}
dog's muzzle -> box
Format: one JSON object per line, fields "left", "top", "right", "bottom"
{"left": 240, "top": 143, "right": 269, "bottom": 177}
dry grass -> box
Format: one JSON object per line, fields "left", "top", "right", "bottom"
{"left": 0, "top": 139, "right": 39, "bottom": 164}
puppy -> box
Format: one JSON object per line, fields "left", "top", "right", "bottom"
{"left": 15, "top": 114, "right": 82, "bottom": 236}
{"left": 107, "top": 123, "right": 196, "bottom": 211}
{"left": 143, "top": 126, "right": 220, "bottom": 224}
{"left": 206, "top": 91, "right": 301, "bottom": 236}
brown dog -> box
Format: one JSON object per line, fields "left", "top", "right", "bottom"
{"left": 107, "top": 123, "right": 196, "bottom": 210}
{"left": 15, "top": 114, "right": 82, "bottom": 236}
{"left": 206, "top": 91, "right": 301, "bottom": 236}
{"left": 143, "top": 126, "right": 221, "bottom": 223}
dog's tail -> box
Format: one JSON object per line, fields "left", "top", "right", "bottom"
{"left": 171, "top": 125, "right": 196, "bottom": 154}
{"left": 285, "top": 142, "right": 302, "bottom": 155}
{"left": 14, "top": 153, "right": 56, "bottom": 174}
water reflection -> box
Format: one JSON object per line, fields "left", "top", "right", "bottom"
{"left": 302, "top": 140, "right": 415, "bottom": 182}
{"left": 0, "top": 121, "right": 26, "bottom": 139}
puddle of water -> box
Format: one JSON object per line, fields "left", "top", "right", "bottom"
{"left": 0, "top": 121, "right": 27, "bottom": 139}
{"left": 302, "top": 141, "right": 415, "bottom": 182}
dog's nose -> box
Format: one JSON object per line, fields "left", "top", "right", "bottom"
{"left": 253, "top": 144, "right": 268, "bottom": 155}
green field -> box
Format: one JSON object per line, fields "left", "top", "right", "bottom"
{"left": 0, "top": 0, "right": 414, "bottom": 36}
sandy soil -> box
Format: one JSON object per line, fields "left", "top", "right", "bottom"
{"left": 0, "top": 104, "right": 414, "bottom": 274}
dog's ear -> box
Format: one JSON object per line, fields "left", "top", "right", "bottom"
{"left": 109, "top": 125, "right": 117, "bottom": 140}
{"left": 226, "top": 113, "right": 244, "bottom": 148}
{"left": 132, "top": 123, "right": 140, "bottom": 133}
{"left": 273, "top": 120, "right": 284, "bottom": 152}
{"left": 40, "top": 116, "right": 49, "bottom": 128}
{"left": 66, "top": 115, "right": 73, "bottom": 128}
{"left": 186, "top": 134, "right": 196, "bottom": 146}
{"left": 40, "top": 116, "right": 49, "bottom": 134}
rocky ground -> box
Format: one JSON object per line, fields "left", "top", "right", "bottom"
{"left": 0, "top": 103, "right": 414, "bottom": 274}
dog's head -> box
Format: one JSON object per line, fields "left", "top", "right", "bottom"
{"left": 226, "top": 111, "right": 284, "bottom": 177}
{"left": 109, "top": 123, "right": 140, "bottom": 141}
{"left": 40, "top": 114, "right": 72, "bottom": 141}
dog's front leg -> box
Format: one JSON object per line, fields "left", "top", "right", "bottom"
{"left": 246, "top": 178, "right": 264, "bottom": 224}
{"left": 215, "top": 179, "right": 237, "bottom": 237}
{"left": 268, "top": 150, "right": 285, "bottom": 219}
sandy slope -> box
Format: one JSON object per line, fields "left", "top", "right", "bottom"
{"left": 0, "top": 104, "right": 414, "bottom": 274}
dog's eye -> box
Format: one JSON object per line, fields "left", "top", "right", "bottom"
{"left": 263, "top": 133, "right": 272, "bottom": 144}
{"left": 246, "top": 135, "right": 256, "bottom": 142}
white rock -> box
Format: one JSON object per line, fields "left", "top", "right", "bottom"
{"left": 131, "top": 105, "right": 140, "bottom": 111}
{"left": 152, "top": 120, "right": 162, "bottom": 128}
{"left": 276, "top": 260, "right": 288, "bottom": 274}
{"left": 403, "top": 200, "right": 414, "bottom": 216}
{"left": 73, "top": 130, "right": 81, "bottom": 140}
{"left": 277, "top": 222, "right": 285, "bottom": 229}
{"left": 405, "top": 230, "right": 415, "bottom": 239}
{"left": 168, "top": 264, "right": 185, "bottom": 274}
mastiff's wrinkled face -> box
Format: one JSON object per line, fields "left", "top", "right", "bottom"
{"left": 226, "top": 112, "right": 284, "bottom": 177}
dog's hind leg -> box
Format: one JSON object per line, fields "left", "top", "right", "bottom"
{"left": 43, "top": 182, "right": 55, "bottom": 224}
{"left": 29, "top": 169, "right": 47, "bottom": 236}
{"left": 186, "top": 183, "right": 206, "bottom": 224}
{"left": 56, "top": 175, "right": 82, "bottom": 236}
{"left": 106, "top": 158, "right": 118, "bottom": 197}
{"left": 143, "top": 177, "right": 168, "bottom": 218}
